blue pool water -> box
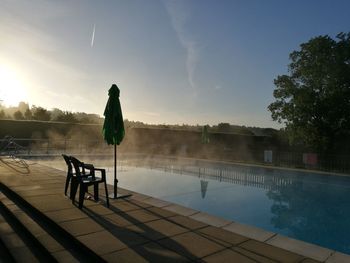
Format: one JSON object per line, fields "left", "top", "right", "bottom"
{"left": 109, "top": 157, "right": 350, "bottom": 255}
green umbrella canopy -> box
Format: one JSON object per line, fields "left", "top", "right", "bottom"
{"left": 103, "top": 84, "right": 125, "bottom": 145}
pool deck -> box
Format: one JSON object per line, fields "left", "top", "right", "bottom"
{"left": 0, "top": 157, "right": 349, "bottom": 262}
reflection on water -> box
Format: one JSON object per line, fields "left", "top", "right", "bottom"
{"left": 200, "top": 180, "right": 208, "bottom": 199}
{"left": 33, "top": 155, "right": 350, "bottom": 254}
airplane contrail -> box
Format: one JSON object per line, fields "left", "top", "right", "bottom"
{"left": 91, "top": 23, "right": 96, "bottom": 47}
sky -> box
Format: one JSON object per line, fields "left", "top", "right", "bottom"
{"left": 0, "top": 0, "right": 349, "bottom": 128}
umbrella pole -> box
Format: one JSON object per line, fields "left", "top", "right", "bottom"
{"left": 110, "top": 144, "right": 132, "bottom": 199}
{"left": 114, "top": 144, "right": 117, "bottom": 198}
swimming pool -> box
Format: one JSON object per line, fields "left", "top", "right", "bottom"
{"left": 111, "top": 156, "right": 350, "bottom": 255}
{"left": 35, "top": 155, "right": 350, "bottom": 254}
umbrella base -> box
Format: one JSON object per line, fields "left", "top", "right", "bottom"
{"left": 109, "top": 193, "right": 132, "bottom": 199}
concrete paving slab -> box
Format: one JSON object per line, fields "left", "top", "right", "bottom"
{"left": 301, "top": 259, "right": 323, "bottom": 263}
{"left": 239, "top": 240, "right": 304, "bottom": 263}
{"left": 128, "top": 192, "right": 151, "bottom": 202}
{"left": 82, "top": 203, "right": 115, "bottom": 216}
{"left": 102, "top": 242, "right": 190, "bottom": 262}
{"left": 78, "top": 213, "right": 150, "bottom": 248}
{"left": 146, "top": 206, "right": 177, "bottom": 218}
{"left": 163, "top": 204, "right": 198, "bottom": 216}
{"left": 142, "top": 197, "right": 171, "bottom": 208}
{"left": 223, "top": 222, "right": 275, "bottom": 242}
{"left": 108, "top": 200, "right": 148, "bottom": 213}
{"left": 123, "top": 209, "right": 161, "bottom": 224}
{"left": 197, "top": 226, "right": 249, "bottom": 247}
{"left": 77, "top": 230, "right": 128, "bottom": 255}
{"left": 266, "top": 234, "right": 333, "bottom": 262}
{"left": 137, "top": 219, "right": 189, "bottom": 241}
{"left": 325, "top": 252, "right": 350, "bottom": 263}
{"left": 45, "top": 207, "right": 88, "bottom": 223}
{"left": 51, "top": 250, "right": 80, "bottom": 263}
{"left": 168, "top": 215, "right": 207, "bottom": 230}
{"left": 4, "top": 203, "right": 22, "bottom": 213}
{"left": 16, "top": 188, "right": 64, "bottom": 197}
{"left": 190, "top": 212, "right": 231, "bottom": 227}
{"left": 0, "top": 221, "right": 14, "bottom": 235}
{"left": 36, "top": 233, "right": 65, "bottom": 253}
{"left": 202, "top": 248, "right": 256, "bottom": 263}
{"left": 59, "top": 218, "right": 104, "bottom": 236}
{"left": 232, "top": 247, "right": 277, "bottom": 263}
{"left": 1, "top": 233, "right": 26, "bottom": 249}
{"left": 10, "top": 185, "right": 41, "bottom": 191}
{"left": 14, "top": 212, "right": 47, "bottom": 237}
{"left": 125, "top": 199, "right": 154, "bottom": 209}
{"left": 9, "top": 246, "right": 40, "bottom": 263}
{"left": 102, "top": 213, "right": 135, "bottom": 227}
{"left": 158, "top": 231, "right": 225, "bottom": 260}
{"left": 24, "top": 195, "right": 74, "bottom": 212}
{"left": 102, "top": 247, "right": 150, "bottom": 263}
{"left": 106, "top": 228, "right": 150, "bottom": 248}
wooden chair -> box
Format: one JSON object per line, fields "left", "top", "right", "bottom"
{"left": 69, "top": 156, "right": 109, "bottom": 209}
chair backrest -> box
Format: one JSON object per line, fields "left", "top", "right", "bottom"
{"left": 70, "top": 156, "right": 97, "bottom": 180}
{"left": 62, "top": 154, "right": 72, "bottom": 174}
{"left": 70, "top": 156, "right": 84, "bottom": 177}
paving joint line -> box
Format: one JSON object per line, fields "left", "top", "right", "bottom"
{"left": 263, "top": 232, "right": 278, "bottom": 243}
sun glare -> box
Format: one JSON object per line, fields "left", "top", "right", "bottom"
{"left": 0, "top": 64, "right": 28, "bottom": 107}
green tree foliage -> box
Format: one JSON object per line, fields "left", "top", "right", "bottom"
{"left": 268, "top": 33, "right": 350, "bottom": 152}
{"left": 55, "top": 111, "right": 78, "bottom": 123}
{"left": 13, "top": 110, "right": 24, "bottom": 120}
{"left": 217, "top": 122, "right": 231, "bottom": 133}
{"left": 32, "top": 106, "right": 51, "bottom": 121}
{"left": 24, "top": 108, "right": 32, "bottom": 120}
{"left": 50, "top": 108, "right": 64, "bottom": 121}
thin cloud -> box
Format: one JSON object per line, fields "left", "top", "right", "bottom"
{"left": 164, "top": 1, "right": 198, "bottom": 95}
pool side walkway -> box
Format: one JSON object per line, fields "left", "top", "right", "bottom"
{"left": 0, "top": 157, "right": 349, "bottom": 263}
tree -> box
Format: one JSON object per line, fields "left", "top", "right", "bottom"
{"left": 13, "top": 110, "right": 24, "bottom": 120}
{"left": 55, "top": 111, "right": 78, "bottom": 123}
{"left": 268, "top": 33, "right": 350, "bottom": 152}
{"left": 24, "top": 108, "right": 32, "bottom": 120}
{"left": 217, "top": 123, "right": 231, "bottom": 133}
{"left": 50, "top": 108, "right": 64, "bottom": 121}
{"left": 32, "top": 106, "right": 51, "bottom": 121}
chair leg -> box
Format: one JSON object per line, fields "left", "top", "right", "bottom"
{"left": 93, "top": 184, "right": 99, "bottom": 201}
{"left": 79, "top": 184, "right": 86, "bottom": 209}
{"left": 64, "top": 174, "right": 71, "bottom": 195}
{"left": 104, "top": 181, "right": 109, "bottom": 208}
{"left": 70, "top": 179, "right": 79, "bottom": 204}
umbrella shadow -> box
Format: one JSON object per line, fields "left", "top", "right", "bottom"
{"left": 81, "top": 200, "right": 197, "bottom": 261}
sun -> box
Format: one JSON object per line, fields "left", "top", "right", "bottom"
{"left": 0, "top": 64, "right": 28, "bottom": 107}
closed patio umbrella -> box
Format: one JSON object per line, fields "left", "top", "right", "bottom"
{"left": 103, "top": 84, "right": 130, "bottom": 199}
